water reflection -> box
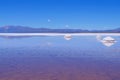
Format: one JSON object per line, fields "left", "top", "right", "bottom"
{"left": 0, "top": 35, "right": 118, "bottom": 48}
{"left": 0, "top": 35, "right": 120, "bottom": 80}
{"left": 64, "top": 35, "right": 117, "bottom": 47}
{"left": 0, "top": 35, "right": 120, "bottom": 58}
{"left": 101, "top": 36, "right": 117, "bottom": 47}
{"left": 64, "top": 34, "right": 72, "bottom": 40}
{"left": 96, "top": 36, "right": 117, "bottom": 47}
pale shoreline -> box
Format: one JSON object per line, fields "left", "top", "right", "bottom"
{"left": 0, "top": 33, "right": 120, "bottom": 36}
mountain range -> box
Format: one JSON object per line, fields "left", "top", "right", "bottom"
{"left": 0, "top": 26, "right": 120, "bottom": 33}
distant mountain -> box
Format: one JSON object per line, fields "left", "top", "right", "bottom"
{"left": 0, "top": 26, "right": 120, "bottom": 33}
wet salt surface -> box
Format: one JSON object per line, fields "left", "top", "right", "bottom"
{"left": 0, "top": 36, "right": 120, "bottom": 80}
{"left": 0, "top": 57, "right": 120, "bottom": 80}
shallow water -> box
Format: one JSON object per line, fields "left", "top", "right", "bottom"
{"left": 0, "top": 36, "right": 120, "bottom": 80}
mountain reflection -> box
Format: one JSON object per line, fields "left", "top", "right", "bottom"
{"left": 0, "top": 35, "right": 118, "bottom": 47}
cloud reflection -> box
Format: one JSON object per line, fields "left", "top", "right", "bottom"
{"left": 64, "top": 34, "right": 72, "bottom": 40}
{"left": 101, "top": 36, "right": 117, "bottom": 47}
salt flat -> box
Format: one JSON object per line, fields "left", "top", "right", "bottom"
{"left": 0, "top": 33, "right": 120, "bottom": 36}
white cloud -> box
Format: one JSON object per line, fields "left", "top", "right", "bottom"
{"left": 48, "top": 19, "right": 51, "bottom": 22}
{"left": 65, "top": 25, "right": 69, "bottom": 28}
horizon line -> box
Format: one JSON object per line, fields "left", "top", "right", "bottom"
{"left": 0, "top": 33, "right": 120, "bottom": 36}
{"left": 0, "top": 25, "right": 119, "bottom": 30}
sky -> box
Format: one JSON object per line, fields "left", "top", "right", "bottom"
{"left": 0, "top": 0, "right": 120, "bottom": 30}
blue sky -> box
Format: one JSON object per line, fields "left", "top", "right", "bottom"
{"left": 0, "top": 0, "right": 120, "bottom": 30}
